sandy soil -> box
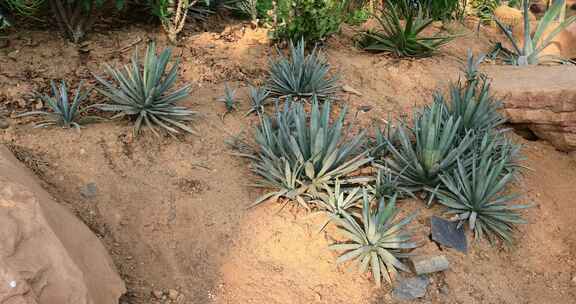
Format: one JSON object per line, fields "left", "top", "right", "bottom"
{"left": 1, "top": 19, "right": 575, "bottom": 304}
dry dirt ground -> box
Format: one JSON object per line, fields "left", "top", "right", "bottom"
{"left": 1, "top": 18, "right": 575, "bottom": 304}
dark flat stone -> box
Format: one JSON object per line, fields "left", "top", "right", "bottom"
{"left": 392, "top": 275, "right": 430, "bottom": 301}
{"left": 430, "top": 216, "right": 467, "bottom": 253}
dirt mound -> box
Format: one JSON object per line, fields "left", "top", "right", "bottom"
{"left": 0, "top": 146, "right": 125, "bottom": 304}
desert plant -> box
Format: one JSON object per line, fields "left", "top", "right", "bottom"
{"left": 436, "top": 79, "right": 506, "bottom": 136}
{"left": 471, "top": 0, "right": 499, "bottom": 23}
{"left": 330, "top": 190, "right": 418, "bottom": 286}
{"left": 461, "top": 49, "right": 486, "bottom": 84}
{"left": 437, "top": 154, "right": 530, "bottom": 244}
{"left": 3, "top": 0, "right": 44, "bottom": 16}
{"left": 385, "top": 101, "right": 473, "bottom": 200}
{"left": 267, "top": 38, "right": 339, "bottom": 100}
{"left": 359, "top": 0, "right": 456, "bottom": 58}
{"left": 157, "top": 0, "right": 197, "bottom": 43}
{"left": 218, "top": 83, "right": 238, "bottom": 113}
{"left": 18, "top": 80, "right": 95, "bottom": 129}
{"left": 238, "top": 0, "right": 258, "bottom": 23}
{"left": 248, "top": 98, "right": 371, "bottom": 207}
{"left": 369, "top": 117, "right": 398, "bottom": 159}
{"left": 93, "top": 42, "right": 197, "bottom": 137}
{"left": 0, "top": 6, "right": 10, "bottom": 29}
{"left": 369, "top": 166, "right": 416, "bottom": 200}
{"left": 245, "top": 85, "right": 271, "bottom": 116}
{"left": 313, "top": 180, "right": 362, "bottom": 228}
{"left": 493, "top": 0, "right": 576, "bottom": 65}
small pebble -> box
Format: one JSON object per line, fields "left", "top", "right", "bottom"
{"left": 151, "top": 290, "right": 163, "bottom": 299}
{"left": 0, "top": 118, "right": 9, "bottom": 129}
{"left": 168, "top": 289, "right": 179, "bottom": 300}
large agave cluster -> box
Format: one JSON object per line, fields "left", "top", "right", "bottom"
{"left": 248, "top": 98, "right": 371, "bottom": 208}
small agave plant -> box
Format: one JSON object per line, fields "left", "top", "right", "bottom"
{"left": 245, "top": 85, "right": 271, "bottom": 116}
{"left": 368, "top": 166, "right": 416, "bottom": 200}
{"left": 437, "top": 155, "right": 530, "bottom": 244}
{"left": 493, "top": 0, "right": 576, "bottom": 65}
{"left": 313, "top": 180, "right": 362, "bottom": 230}
{"left": 330, "top": 189, "right": 419, "bottom": 286}
{"left": 267, "top": 38, "right": 339, "bottom": 100}
{"left": 218, "top": 83, "right": 238, "bottom": 113}
{"left": 247, "top": 98, "right": 371, "bottom": 208}
{"left": 93, "top": 42, "right": 197, "bottom": 137}
{"left": 18, "top": 80, "right": 94, "bottom": 129}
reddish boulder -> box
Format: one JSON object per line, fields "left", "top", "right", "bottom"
{"left": 0, "top": 146, "right": 125, "bottom": 304}
{"left": 487, "top": 65, "right": 576, "bottom": 151}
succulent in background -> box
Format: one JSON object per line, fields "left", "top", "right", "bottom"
{"left": 330, "top": 190, "right": 418, "bottom": 286}
{"left": 267, "top": 38, "right": 339, "bottom": 100}
{"left": 247, "top": 98, "right": 371, "bottom": 208}
{"left": 218, "top": 83, "right": 238, "bottom": 113}
{"left": 493, "top": 0, "right": 576, "bottom": 65}
{"left": 245, "top": 85, "right": 270, "bottom": 116}
{"left": 385, "top": 101, "right": 473, "bottom": 201}
{"left": 93, "top": 42, "right": 197, "bottom": 137}
{"left": 461, "top": 49, "right": 486, "bottom": 84}
{"left": 358, "top": 0, "right": 456, "bottom": 58}
{"left": 369, "top": 116, "right": 399, "bottom": 160}
{"left": 18, "top": 80, "right": 95, "bottom": 129}
{"left": 437, "top": 155, "right": 530, "bottom": 244}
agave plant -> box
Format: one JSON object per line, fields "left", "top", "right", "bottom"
{"left": 385, "top": 101, "right": 473, "bottom": 202}
{"left": 218, "top": 83, "right": 238, "bottom": 113}
{"left": 245, "top": 85, "right": 271, "bottom": 116}
{"left": 93, "top": 42, "right": 197, "bottom": 137}
{"left": 369, "top": 117, "right": 398, "bottom": 160}
{"left": 248, "top": 98, "right": 371, "bottom": 207}
{"left": 437, "top": 155, "right": 530, "bottom": 244}
{"left": 437, "top": 79, "right": 506, "bottom": 136}
{"left": 330, "top": 190, "right": 418, "bottom": 286}
{"left": 267, "top": 38, "right": 340, "bottom": 100}
{"left": 368, "top": 166, "right": 416, "bottom": 200}
{"left": 314, "top": 180, "right": 362, "bottom": 218}
{"left": 358, "top": 0, "right": 456, "bottom": 58}
{"left": 18, "top": 80, "right": 95, "bottom": 129}
{"left": 493, "top": 0, "right": 576, "bottom": 65}
{"left": 461, "top": 49, "right": 486, "bottom": 84}
{"left": 463, "top": 130, "right": 523, "bottom": 174}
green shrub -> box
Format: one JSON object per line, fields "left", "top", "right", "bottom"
{"left": 359, "top": 0, "right": 456, "bottom": 58}
{"left": 267, "top": 38, "right": 339, "bottom": 100}
{"left": 247, "top": 98, "right": 371, "bottom": 208}
{"left": 387, "top": 0, "right": 464, "bottom": 20}
{"left": 269, "top": 0, "right": 349, "bottom": 42}
{"left": 18, "top": 80, "right": 96, "bottom": 129}
{"left": 493, "top": 0, "right": 576, "bottom": 65}
{"left": 471, "top": 0, "right": 499, "bottom": 23}
{"left": 93, "top": 42, "right": 197, "bottom": 137}
{"left": 330, "top": 190, "right": 418, "bottom": 286}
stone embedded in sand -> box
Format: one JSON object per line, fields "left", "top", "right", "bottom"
{"left": 494, "top": 5, "right": 536, "bottom": 27}
{"left": 392, "top": 276, "right": 430, "bottom": 300}
{"left": 486, "top": 65, "right": 576, "bottom": 151}
{"left": 411, "top": 255, "right": 450, "bottom": 275}
{"left": 0, "top": 145, "right": 125, "bottom": 304}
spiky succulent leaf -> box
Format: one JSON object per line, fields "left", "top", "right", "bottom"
{"left": 369, "top": 166, "right": 417, "bottom": 200}
{"left": 218, "top": 83, "right": 238, "bottom": 113}
{"left": 18, "top": 80, "right": 93, "bottom": 129}
{"left": 93, "top": 42, "right": 197, "bottom": 136}
{"left": 330, "top": 189, "right": 418, "bottom": 285}
{"left": 267, "top": 38, "right": 339, "bottom": 99}
{"left": 359, "top": 0, "right": 456, "bottom": 58}
{"left": 249, "top": 98, "right": 371, "bottom": 208}
{"left": 493, "top": 0, "right": 576, "bottom": 65}
{"left": 245, "top": 85, "right": 271, "bottom": 116}
{"left": 437, "top": 154, "right": 530, "bottom": 244}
